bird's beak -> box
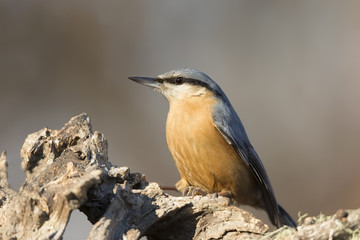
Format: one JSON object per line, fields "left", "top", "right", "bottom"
{"left": 128, "top": 76, "right": 161, "bottom": 89}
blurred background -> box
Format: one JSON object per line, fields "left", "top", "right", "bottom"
{"left": 1, "top": 0, "right": 359, "bottom": 238}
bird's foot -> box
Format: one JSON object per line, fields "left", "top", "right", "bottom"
{"left": 182, "top": 186, "right": 207, "bottom": 197}
{"left": 207, "top": 190, "right": 233, "bottom": 199}
{"left": 217, "top": 189, "right": 232, "bottom": 198}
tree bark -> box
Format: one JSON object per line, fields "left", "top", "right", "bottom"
{"left": 0, "top": 113, "right": 358, "bottom": 240}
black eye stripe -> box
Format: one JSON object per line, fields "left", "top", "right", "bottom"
{"left": 154, "top": 77, "right": 221, "bottom": 96}
{"left": 155, "top": 77, "right": 202, "bottom": 86}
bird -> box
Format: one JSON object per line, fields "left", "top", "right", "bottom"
{"left": 129, "top": 68, "right": 297, "bottom": 228}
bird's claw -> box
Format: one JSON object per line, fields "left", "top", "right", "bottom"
{"left": 205, "top": 190, "right": 232, "bottom": 199}
{"left": 182, "top": 186, "right": 207, "bottom": 197}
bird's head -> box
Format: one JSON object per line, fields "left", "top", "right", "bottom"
{"left": 129, "top": 68, "right": 223, "bottom": 102}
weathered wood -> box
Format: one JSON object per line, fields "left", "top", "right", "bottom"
{"left": 0, "top": 113, "right": 358, "bottom": 240}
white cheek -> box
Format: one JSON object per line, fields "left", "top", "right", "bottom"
{"left": 158, "top": 84, "right": 177, "bottom": 99}
{"left": 177, "top": 84, "right": 195, "bottom": 94}
{"left": 159, "top": 83, "right": 206, "bottom": 99}
{"left": 191, "top": 87, "right": 207, "bottom": 96}
{"left": 159, "top": 83, "right": 188, "bottom": 99}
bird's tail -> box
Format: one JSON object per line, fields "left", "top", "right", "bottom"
{"left": 277, "top": 204, "right": 297, "bottom": 228}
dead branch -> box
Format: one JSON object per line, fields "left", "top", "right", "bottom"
{"left": 0, "top": 113, "right": 358, "bottom": 240}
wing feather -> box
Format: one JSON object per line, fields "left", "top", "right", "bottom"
{"left": 212, "top": 97, "right": 281, "bottom": 226}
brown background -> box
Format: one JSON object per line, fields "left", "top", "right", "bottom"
{"left": 1, "top": 1, "right": 359, "bottom": 238}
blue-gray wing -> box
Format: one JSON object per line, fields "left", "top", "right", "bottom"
{"left": 212, "top": 97, "right": 281, "bottom": 226}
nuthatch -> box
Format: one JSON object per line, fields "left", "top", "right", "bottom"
{"left": 129, "top": 68, "right": 296, "bottom": 228}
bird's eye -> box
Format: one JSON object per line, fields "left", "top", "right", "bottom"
{"left": 175, "top": 77, "right": 184, "bottom": 85}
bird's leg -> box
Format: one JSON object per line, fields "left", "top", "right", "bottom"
{"left": 217, "top": 189, "right": 232, "bottom": 198}
{"left": 175, "top": 178, "right": 190, "bottom": 192}
{"left": 175, "top": 178, "right": 207, "bottom": 197}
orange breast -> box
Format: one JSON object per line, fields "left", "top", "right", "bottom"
{"left": 166, "top": 93, "right": 258, "bottom": 204}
